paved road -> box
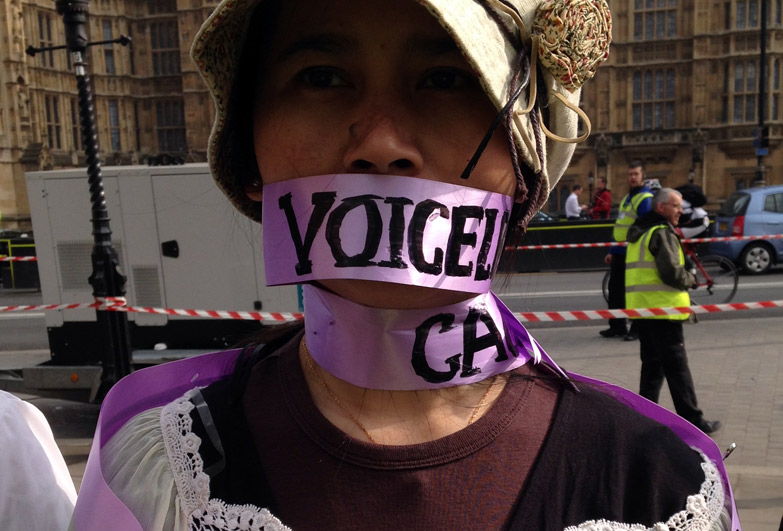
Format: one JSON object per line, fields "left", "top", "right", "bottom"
{"left": 2, "top": 273, "right": 783, "bottom": 528}
{"left": 532, "top": 318, "right": 783, "bottom": 530}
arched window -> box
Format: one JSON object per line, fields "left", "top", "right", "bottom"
{"left": 773, "top": 60, "right": 781, "bottom": 120}
{"left": 730, "top": 61, "right": 758, "bottom": 123}
{"left": 632, "top": 72, "right": 642, "bottom": 128}
{"left": 735, "top": 0, "right": 761, "bottom": 28}
{"left": 666, "top": 70, "right": 676, "bottom": 126}
{"left": 633, "top": 0, "right": 677, "bottom": 40}
{"left": 632, "top": 69, "right": 676, "bottom": 130}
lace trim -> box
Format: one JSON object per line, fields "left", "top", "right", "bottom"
{"left": 565, "top": 451, "right": 726, "bottom": 531}
{"left": 160, "top": 390, "right": 290, "bottom": 531}
{"left": 161, "top": 392, "right": 725, "bottom": 531}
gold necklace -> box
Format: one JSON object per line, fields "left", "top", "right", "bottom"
{"left": 303, "top": 340, "right": 377, "bottom": 443}
{"left": 469, "top": 377, "right": 496, "bottom": 425}
{"left": 302, "top": 339, "right": 498, "bottom": 443}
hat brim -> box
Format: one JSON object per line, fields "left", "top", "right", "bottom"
{"left": 191, "top": 0, "right": 582, "bottom": 222}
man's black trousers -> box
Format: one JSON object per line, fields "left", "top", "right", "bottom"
{"left": 636, "top": 319, "right": 704, "bottom": 425}
{"left": 607, "top": 253, "right": 628, "bottom": 334}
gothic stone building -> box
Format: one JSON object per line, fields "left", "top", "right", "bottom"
{"left": 557, "top": 0, "right": 783, "bottom": 213}
{"left": 1, "top": 0, "right": 781, "bottom": 226}
{"left": 0, "top": 0, "right": 217, "bottom": 229}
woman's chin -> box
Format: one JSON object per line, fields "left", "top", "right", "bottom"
{"left": 316, "top": 279, "right": 478, "bottom": 310}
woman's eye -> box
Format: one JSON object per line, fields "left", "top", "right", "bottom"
{"left": 420, "top": 69, "right": 474, "bottom": 90}
{"left": 298, "top": 67, "right": 348, "bottom": 88}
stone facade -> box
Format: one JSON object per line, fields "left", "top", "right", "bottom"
{"left": 552, "top": 0, "right": 783, "bottom": 213}
{"left": 1, "top": 0, "right": 780, "bottom": 226}
{"left": 0, "top": 0, "right": 217, "bottom": 229}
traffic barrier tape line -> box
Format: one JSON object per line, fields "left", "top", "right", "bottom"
{"left": 507, "top": 233, "right": 783, "bottom": 251}
{"left": 0, "top": 234, "right": 780, "bottom": 260}
{"left": 3, "top": 298, "right": 782, "bottom": 323}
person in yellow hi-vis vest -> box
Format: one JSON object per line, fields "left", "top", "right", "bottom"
{"left": 600, "top": 160, "right": 652, "bottom": 340}
{"left": 625, "top": 188, "right": 721, "bottom": 434}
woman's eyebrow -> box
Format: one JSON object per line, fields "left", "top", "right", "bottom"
{"left": 276, "top": 34, "right": 358, "bottom": 61}
{"left": 404, "top": 36, "right": 460, "bottom": 56}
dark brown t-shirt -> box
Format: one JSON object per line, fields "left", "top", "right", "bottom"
{"left": 242, "top": 331, "right": 558, "bottom": 530}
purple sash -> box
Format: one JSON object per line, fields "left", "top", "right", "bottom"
{"left": 72, "top": 325, "right": 741, "bottom": 530}
{"left": 72, "top": 348, "right": 243, "bottom": 530}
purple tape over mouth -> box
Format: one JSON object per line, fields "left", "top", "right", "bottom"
{"left": 262, "top": 174, "right": 513, "bottom": 293}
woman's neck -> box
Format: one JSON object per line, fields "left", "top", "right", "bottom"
{"left": 301, "top": 284, "right": 537, "bottom": 391}
{"left": 299, "top": 336, "right": 509, "bottom": 445}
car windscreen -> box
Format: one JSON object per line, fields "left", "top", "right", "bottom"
{"left": 717, "top": 192, "right": 750, "bottom": 216}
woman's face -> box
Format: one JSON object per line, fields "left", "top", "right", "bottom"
{"left": 251, "top": 0, "right": 516, "bottom": 308}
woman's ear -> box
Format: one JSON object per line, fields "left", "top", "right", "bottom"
{"left": 245, "top": 182, "right": 263, "bottom": 201}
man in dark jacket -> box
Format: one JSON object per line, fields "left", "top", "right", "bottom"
{"left": 624, "top": 188, "right": 721, "bottom": 434}
{"left": 600, "top": 160, "right": 652, "bottom": 340}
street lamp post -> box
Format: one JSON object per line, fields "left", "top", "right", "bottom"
{"left": 756, "top": 0, "right": 768, "bottom": 186}
{"left": 55, "top": 0, "right": 132, "bottom": 396}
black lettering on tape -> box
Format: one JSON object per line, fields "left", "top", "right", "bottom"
{"left": 460, "top": 307, "right": 508, "bottom": 377}
{"left": 475, "top": 208, "right": 498, "bottom": 281}
{"left": 412, "top": 313, "right": 460, "bottom": 383}
{"left": 326, "top": 194, "right": 384, "bottom": 267}
{"left": 445, "top": 206, "right": 483, "bottom": 277}
{"left": 408, "top": 200, "right": 448, "bottom": 275}
{"left": 279, "top": 191, "right": 336, "bottom": 275}
{"left": 379, "top": 197, "right": 413, "bottom": 269}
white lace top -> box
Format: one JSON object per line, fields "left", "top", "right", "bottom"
{"left": 101, "top": 387, "right": 730, "bottom": 531}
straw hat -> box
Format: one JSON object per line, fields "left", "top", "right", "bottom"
{"left": 191, "top": 0, "right": 611, "bottom": 222}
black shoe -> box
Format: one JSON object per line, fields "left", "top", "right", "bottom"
{"left": 696, "top": 419, "right": 722, "bottom": 434}
{"left": 623, "top": 332, "right": 639, "bottom": 341}
{"left": 600, "top": 328, "right": 625, "bottom": 338}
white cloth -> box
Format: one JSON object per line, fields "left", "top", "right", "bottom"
{"left": 0, "top": 391, "right": 77, "bottom": 531}
{"left": 101, "top": 395, "right": 287, "bottom": 531}
{"left": 680, "top": 200, "right": 710, "bottom": 239}
{"left": 100, "top": 406, "right": 184, "bottom": 531}
{"left": 565, "top": 192, "right": 582, "bottom": 218}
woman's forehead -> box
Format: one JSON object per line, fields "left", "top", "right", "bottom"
{"left": 265, "top": 0, "right": 459, "bottom": 54}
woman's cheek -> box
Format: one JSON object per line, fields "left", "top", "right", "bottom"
{"left": 256, "top": 124, "right": 342, "bottom": 182}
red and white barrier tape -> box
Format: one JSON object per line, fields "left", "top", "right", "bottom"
{"left": 0, "top": 297, "right": 126, "bottom": 313}
{"left": 0, "top": 256, "right": 37, "bottom": 262}
{"left": 514, "top": 300, "right": 783, "bottom": 322}
{"left": 0, "top": 297, "right": 303, "bottom": 323}
{"left": 2, "top": 235, "right": 782, "bottom": 259}
{"left": 121, "top": 305, "right": 304, "bottom": 322}
{"left": 3, "top": 297, "right": 782, "bottom": 323}
{"left": 509, "top": 233, "right": 783, "bottom": 251}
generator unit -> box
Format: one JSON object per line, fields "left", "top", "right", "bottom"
{"left": 26, "top": 163, "right": 300, "bottom": 370}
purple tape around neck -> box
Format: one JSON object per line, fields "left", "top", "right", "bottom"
{"left": 303, "top": 285, "right": 542, "bottom": 390}
{"left": 262, "top": 174, "right": 512, "bottom": 293}
{"left": 73, "top": 303, "right": 741, "bottom": 530}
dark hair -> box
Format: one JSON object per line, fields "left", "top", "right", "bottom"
{"left": 220, "top": 1, "right": 283, "bottom": 213}
{"left": 234, "top": 320, "right": 305, "bottom": 349}
{"left": 572, "top": 184, "right": 582, "bottom": 192}
{"left": 628, "top": 159, "right": 646, "bottom": 172}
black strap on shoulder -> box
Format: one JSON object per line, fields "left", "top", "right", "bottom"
{"left": 188, "top": 323, "right": 304, "bottom": 510}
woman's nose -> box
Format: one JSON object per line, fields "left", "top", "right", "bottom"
{"left": 343, "top": 112, "right": 424, "bottom": 175}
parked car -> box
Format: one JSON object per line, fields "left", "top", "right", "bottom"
{"left": 709, "top": 185, "right": 783, "bottom": 274}
{"left": 531, "top": 210, "right": 558, "bottom": 222}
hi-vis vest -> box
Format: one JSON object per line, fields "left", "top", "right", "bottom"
{"left": 612, "top": 191, "right": 653, "bottom": 242}
{"left": 625, "top": 224, "right": 690, "bottom": 320}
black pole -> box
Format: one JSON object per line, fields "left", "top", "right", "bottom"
{"left": 55, "top": 0, "right": 132, "bottom": 397}
{"left": 757, "top": 0, "right": 768, "bottom": 185}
